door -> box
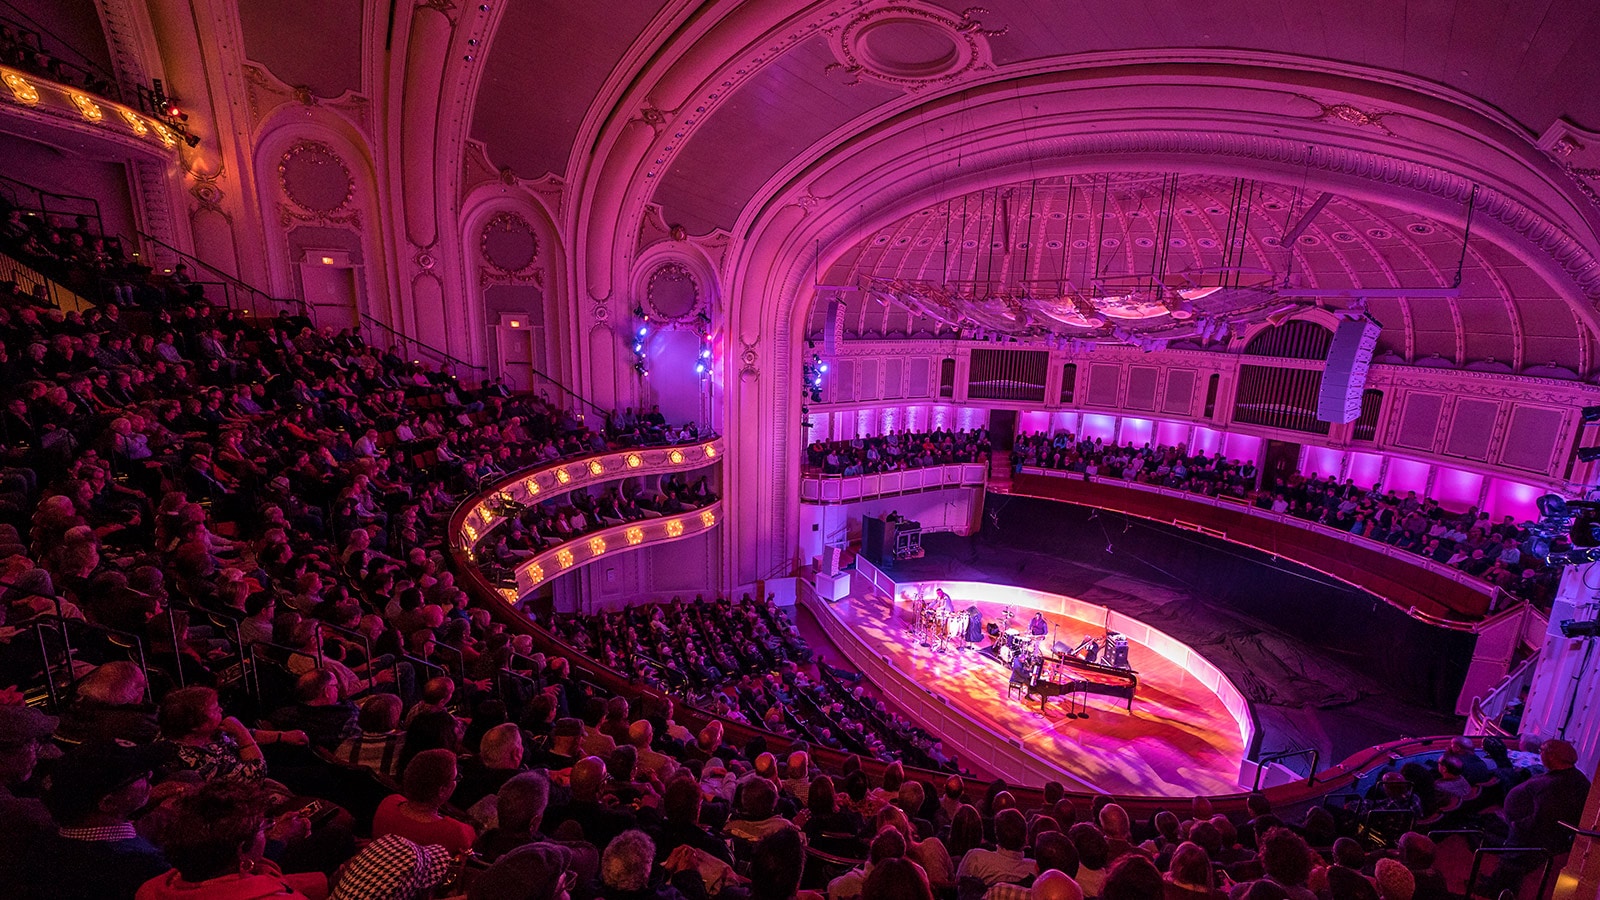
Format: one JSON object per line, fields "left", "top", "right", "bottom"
{"left": 1263, "top": 439, "right": 1301, "bottom": 488}
{"left": 988, "top": 409, "right": 1018, "bottom": 446}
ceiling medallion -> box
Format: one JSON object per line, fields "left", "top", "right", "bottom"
{"left": 826, "top": 4, "right": 1004, "bottom": 90}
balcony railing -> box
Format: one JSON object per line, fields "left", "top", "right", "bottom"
{"left": 1015, "top": 467, "right": 1502, "bottom": 624}
{"left": 456, "top": 436, "right": 724, "bottom": 553}
{"left": 800, "top": 462, "right": 988, "bottom": 503}
{"left": 506, "top": 501, "right": 723, "bottom": 595}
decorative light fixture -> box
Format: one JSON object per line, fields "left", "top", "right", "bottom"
{"left": 703, "top": 444, "right": 717, "bottom": 459}
{"left": 588, "top": 536, "right": 606, "bottom": 555}
{"left": 69, "top": 92, "right": 103, "bottom": 121}
{"left": 700, "top": 510, "right": 716, "bottom": 527}
{"left": 555, "top": 468, "right": 570, "bottom": 484}
{"left": 588, "top": 460, "right": 604, "bottom": 476}
{"left": 668, "top": 449, "right": 685, "bottom": 464}
{"left": 556, "top": 548, "right": 574, "bottom": 568}
{"left": 527, "top": 563, "right": 544, "bottom": 583}
{"left": 626, "top": 453, "right": 643, "bottom": 468}
{"left": 665, "top": 520, "right": 684, "bottom": 537}
{"left": 625, "top": 527, "right": 644, "bottom": 545}
{"left": 2, "top": 72, "right": 38, "bottom": 103}
{"left": 523, "top": 478, "right": 540, "bottom": 495}
{"left": 119, "top": 108, "right": 148, "bottom": 135}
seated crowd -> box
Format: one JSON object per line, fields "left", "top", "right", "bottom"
{"left": 0, "top": 211, "right": 1584, "bottom": 900}
{"left": 1011, "top": 432, "right": 1556, "bottom": 607}
{"left": 0, "top": 19, "right": 121, "bottom": 101}
{"left": 806, "top": 429, "right": 991, "bottom": 477}
{"left": 551, "top": 597, "right": 956, "bottom": 773}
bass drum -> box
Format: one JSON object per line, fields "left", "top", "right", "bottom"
{"left": 999, "top": 642, "right": 1015, "bottom": 663}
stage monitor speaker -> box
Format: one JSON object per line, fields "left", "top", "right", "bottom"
{"left": 1317, "top": 317, "right": 1383, "bottom": 423}
{"left": 823, "top": 298, "right": 845, "bottom": 357}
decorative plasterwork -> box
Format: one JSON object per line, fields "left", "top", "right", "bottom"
{"left": 823, "top": 3, "right": 1004, "bottom": 90}
{"left": 642, "top": 261, "right": 704, "bottom": 324}
{"left": 479, "top": 211, "right": 543, "bottom": 286}
{"left": 242, "top": 63, "right": 373, "bottom": 137}
{"left": 277, "top": 139, "right": 360, "bottom": 228}
{"left": 1292, "top": 94, "right": 1399, "bottom": 136}
{"left": 1538, "top": 118, "right": 1600, "bottom": 215}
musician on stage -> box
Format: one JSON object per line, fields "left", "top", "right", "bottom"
{"left": 936, "top": 588, "right": 955, "bottom": 616}
{"left": 1079, "top": 635, "right": 1100, "bottom": 665}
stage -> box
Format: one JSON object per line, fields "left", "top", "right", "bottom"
{"left": 802, "top": 562, "right": 1255, "bottom": 795}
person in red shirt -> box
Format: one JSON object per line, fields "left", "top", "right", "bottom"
{"left": 372, "top": 748, "right": 477, "bottom": 855}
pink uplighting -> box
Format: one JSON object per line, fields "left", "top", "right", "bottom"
{"left": 1486, "top": 478, "right": 1543, "bottom": 521}
{"left": 1222, "top": 432, "right": 1261, "bottom": 462}
{"left": 1156, "top": 420, "right": 1190, "bottom": 448}
{"left": 1082, "top": 414, "right": 1117, "bottom": 443}
{"left": 1431, "top": 466, "right": 1485, "bottom": 511}
{"left": 1120, "top": 417, "right": 1152, "bottom": 446}
{"left": 1347, "top": 452, "right": 1383, "bottom": 489}
{"left": 1301, "top": 446, "right": 1345, "bottom": 479}
{"left": 1383, "top": 457, "right": 1432, "bottom": 496}
{"left": 1191, "top": 427, "right": 1222, "bottom": 455}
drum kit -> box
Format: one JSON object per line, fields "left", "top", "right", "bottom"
{"left": 911, "top": 594, "right": 972, "bottom": 652}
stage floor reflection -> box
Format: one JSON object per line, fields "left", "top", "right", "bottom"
{"left": 814, "top": 582, "right": 1249, "bottom": 796}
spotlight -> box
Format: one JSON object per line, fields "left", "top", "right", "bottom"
{"left": 1583, "top": 405, "right": 1600, "bottom": 424}
{"left": 819, "top": 363, "right": 828, "bottom": 372}
{"left": 695, "top": 364, "right": 705, "bottom": 374}
{"left": 638, "top": 326, "right": 648, "bottom": 337}
{"left": 1580, "top": 447, "right": 1600, "bottom": 463}
{"left": 1560, "top": 619, "right": 1600, "bottom": 638}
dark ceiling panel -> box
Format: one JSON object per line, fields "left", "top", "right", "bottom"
{"left": 238, "top": 0, "right": 363, "bottom": 99}
{"left": 471, "top": 0, "right": 672, "bottom": 180}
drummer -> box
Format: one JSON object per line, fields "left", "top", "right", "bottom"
{"left": 936, "top": 587, "right": 956, "bottom": 616}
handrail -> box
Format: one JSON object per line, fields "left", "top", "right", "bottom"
{"left": 1252, "top": 747, "right": 1320, "bottom": 790}
{"left": 0, "top": 11, "right": 123, "bottom": 102}
{"left": 0, "top": 173, "right": 105, "bottom": 234}
{"left": 135, "top": 230, "right": 307, "bottom": 317}
{"left": 359, "top": 313, "right": 486, "bottom": 375}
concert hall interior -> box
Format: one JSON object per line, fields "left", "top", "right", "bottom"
{"left": 3, "top": 2, "right": 1600, "bottom": 899}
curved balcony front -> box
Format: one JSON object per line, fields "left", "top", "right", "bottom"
{"left": 800, "top": 462, "right": 988, "bottom": 504}
{"left": 455, "top": 437, "right": 723, "bottom": 552}
{"left": 1013, "top": 467, "right": 1500, "bottom": 624}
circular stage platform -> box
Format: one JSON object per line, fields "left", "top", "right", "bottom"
{"left": 804, "top": 564, "right": 1255, "bottom": 796}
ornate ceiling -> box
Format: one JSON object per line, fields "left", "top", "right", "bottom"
{"left": 807, "top": 173, "right": 1588, "bottom": 373}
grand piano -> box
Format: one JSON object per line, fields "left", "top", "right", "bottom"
{"left": 1023, "top": 653, "right": 1137, "bottom": 711}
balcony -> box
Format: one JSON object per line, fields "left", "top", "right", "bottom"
{"left": 800, "top": 462, "right": 988, "bottom": 504}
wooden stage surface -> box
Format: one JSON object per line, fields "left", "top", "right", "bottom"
{"left": 818, "top": 589, "right": 1248, "bottom": 796}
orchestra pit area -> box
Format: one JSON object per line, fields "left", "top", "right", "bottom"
{"left": 1, "top": 3, "right": 1599, "bottom": 900}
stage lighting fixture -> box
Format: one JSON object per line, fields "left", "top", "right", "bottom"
{"left": 1582, "top": 405, "right": 1600, "bottom": 424}
{"left": 1580, "top": 446, "right": 1600, "bottom": 462}
{"left": 1559, "top": 619, "right": 1600, "bottom": 638}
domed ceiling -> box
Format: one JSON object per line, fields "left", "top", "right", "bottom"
{"left": 807, "top": 173, "right": 1590, "bottom": 374}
